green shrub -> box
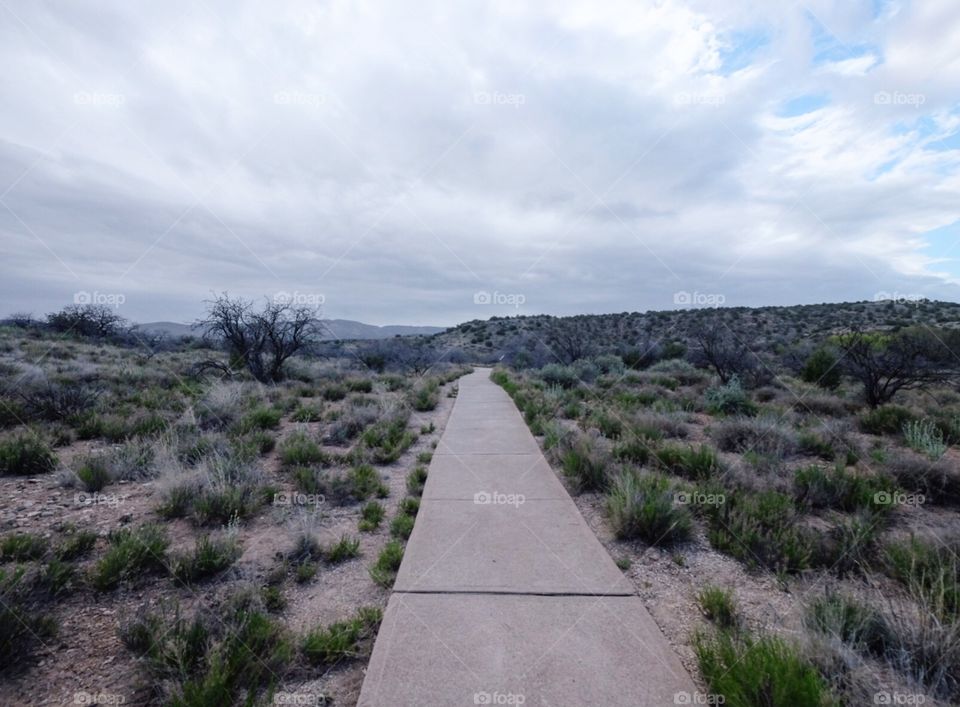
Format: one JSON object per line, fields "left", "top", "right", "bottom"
{"left": 859, "top": 405, "right": 913, "bottom": 435}
{"left": 697, "top": 585, "right": 739, "bottom": 630}
{"left": 588, "top": 409, "right": 623, "bottom": 439}
{"left": 55, "top": 528, "right": 97, "bottom": 561}
{"left": 801, "top": 349, "right": 841, "bottom": 389}
{"left": 302, "top": 606, "right": 382, "bottom": 665}
{"left": 903, "top": 419, "right": 948, "bottom": 460}
{"left": 390, "top": 513, "right": 415, "bottom": 539}
{"left": 539, "top": 364, "right": 579, "bottom": 389}
{"left": 411, "top": 380, "right": 439, "bottom": 411}
{"left": 370, "top": 541, "right": 404, "bottom": 587}
{"left": 406, "top": 465, "right": 428, "bottom": 496}
{"left": 350, "top": 464, "right": 389, "bottom": 499}
{"left": 793, "top": 464, "right": 891, "bottom": 512}
{"left": 120, "top": 596, "right": 292, "bottom": 704}
{"left": 695, "top": 630, "right": 831, "bottom": 707}
{"left": 0, "top": 532, "right": 49, "bottom": 561}
{"left": 76, "top": 455, "right": 111, "bottom": 491}
{"left": 606, "top": 470, "right": 691, "bottom": 546}
{"left": 612, "top": 438, "right": 651, "bottom": 464}
{"left": 703, "top": 490, "right": 812, "bottom": 573}
{"left": 326, "top": 535, "right": 361, "bottom": 564}
{"left": 172, "top": 535, "right": 241, "bottom": 584}
{"left": 0, "top": 567, "right": 57, "bottom": 670}
{"left": 359, "top": 501, "right": 386, "bottom": 531}
{"left": 346, "top": 379, "right": 374, "bottom": 393}
{"left": 654, "top": 444, "right": 722, "bottom": 481}
{"left": 93, "top": 524, "right": 170, "bottom": 591}
{"left": 559, "top": 433, "right": 608, "bottom": 492}
{"left": 291, "top": 403, "right": 323, "bottom": 423}
{"left": 805, "top": 591, "right": 891, "bottom": 656}
{"left": 883, "top": 536, "right": 960, "bottom": 621}
{"left": 810, "top": 511, "right": 884, "bottom": 577}
{"left": 712, "top": 417, "right": 797, "bottom": 458}
{"left": 322, "top": 385, "right": 347, "bottom": 401}
{"left": 704, "top": 376, "right": 757, "bottom": 416}
{"left": 0, "top": 433, "right": 57, "bottom": 476}
{"left": 360, "top": 415, "right": 416, "bottom": 464}
{"left": 278, "top": 431, "right": 328, "bottom": 467}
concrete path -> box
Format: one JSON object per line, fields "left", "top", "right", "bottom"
{"left": 357, "top": 369, "right": 696, "bottom": 706}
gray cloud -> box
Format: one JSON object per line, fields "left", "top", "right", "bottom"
{"left": 1, "top": 0, "right": 958, "bottom": 326}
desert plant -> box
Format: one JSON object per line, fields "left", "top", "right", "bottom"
{"left": 302, "top": 606, "right": 382, "bottom": 665}
{"left": 0, "top": 433, "right": 57, "bottom": 476}
{"left": 172, "top": 534, "right": 241, "bottom": 584}
{"left": 370, "top": 540, "right": 404, "bottom": 587}
{"left": 704, "top": 376, "right": 757, "bottom": 416}
{"left": 697, "top": 585, "right": 739, "bottom": 630}
{"left": 326, "top": 535, "right": 361, "bottom": 564}
{"left": 411, "top": 380, "right": 440, "bottom": 411}
{"left": 406, "top": 465, "right": 428, "bottom": 496}
{"left": 93, "top": 524, "right": 170, "bottom": 591}
{"left": 903, "top": 419, "right": 948, "bottom": 460}
{"left": 801, "top": 348, "right": 841, "bottom": 389}
{"left": 654, "top": 444, "right": 722, "bottom": 481}
{"left": 606, "top": 470, "right": 691, "bottom": 546}
{"left": 559, "top": 433, "right": 608, "bottom": 492}
{"left": 75, "top": 455, "right": 111, "bottom": 491}
{"left": 359, "top": 501, "right": 386, "bottom": 531}
{"left": 0, "top": 532, "right": 49, "bottom": 561}
{"left": 695, "top": 629, "right": 832, "bottom": 706}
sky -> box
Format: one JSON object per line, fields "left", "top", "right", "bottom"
{"left": 1, "top": 0, "right": 959, "bottom": 326}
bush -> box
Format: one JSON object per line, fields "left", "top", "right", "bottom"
{"left": 801, "top": 349, "right": 841, "bottom": 389}
{"left": 0, "top": 433, "right": 57, "bottom": 476}
{"left": 606, "top": 470, "right": 691, "bottom": 546}
{"left": 326, "top": 535, "right": 361, "bottom": 563}
{"left": 0, "top": 567, "right": 57, "bottom": 670}
{"left": 278, "top": 431, "right": 328, "bottom": 467}
{"left": 390, "top": 513, "right": 415, "bottom": 539}
{"left": 695, "top": 630, "right": 831, "bottom": 707}
{"left": 0, "top": 533, "right": 49, "bottom": 561}
{"left": 370, "top": 540, "right": 404, "bottom": 587}
{"left": 704, "top": 376, "right": 757, "bottom": 416}
{"left": 302, "top": 606, "right": 382, "bottom": 665}
{"left": 322, "top": 384, "right": 347, "bottom": 401}
{"left": 703, "top": 490, "right": 812, "bottom": 573}
{"left": 411, "top": 380, "right": 439, "bottom": 411}
{"left": 346, "top": 379, "right": 374, "bottom": 393}
{"left": 539, "top": 364, "right": 579, "bottom": 389}
{"left": 697, "top": 586, "right": 739, "bottom": 630}
{"left": 172, "top": 535, "right": 241, "bottom": 584}
{"left": 559, "top": 433, "right": 608, "bottom": 492}
{"left": 359, "top": 501, "right": 386, "bottom": 531}
{"left": 859, "top": 405, "right": 914, "bottom": 435}
{"left": 612, "top": 438, "right": 651, "bottom": 465}
{"left": 120, "top": 594, "right": 293, "bottom": 704}
{"left": 360, "top": 413, "right": 416, "bottom": 464}
{"left": 883, "top": 536, "right": 960, "bottom": 621}
{"left": 238, "top": 405, "right": 282, "bottom": 432}
{"left": 903, "top": 419, "right": 948, "bottom": 460}
{"left": 805, "top": 591, "right": 891, "bottom": 656}
{"left": 793, "top": 464, "right": 891, "bottom": 512}
{"left": 55, "top": 528, "right": 97, "bottom": 561}
{"left": 712, "top": 416, "right": 797, "bottom": 458}
{"left": 324, "top": 405, "right": 379, "bottom": 445}
{"left": 76, "top": 455, "right": 111, "bottom": 492}
{"left": 406, "top": 465, "right": 428, "bottom": 496}
{"left": 654, "top": 444, "right": 722, "bottom": 481}
{"left": 93, "top": 524, "right": 170, "bottom": 591}
{"left": 885, "top": 450, "right": 960, "bottom": 505}
{"left": 291, "top": 403, "right": 323, "bottom": 423}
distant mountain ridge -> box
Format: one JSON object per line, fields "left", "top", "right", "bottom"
{"left": 137, "top": 319, "right": 444, "bottom": 340}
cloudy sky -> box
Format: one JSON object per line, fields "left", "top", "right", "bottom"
{"left": 1, "top": 0, "right": 959, "bottom": 326}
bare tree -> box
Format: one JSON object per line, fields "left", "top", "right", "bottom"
{"left": 837, "top": 327, "right": 957, "bottom": 407}
{"left": 46, "top": 304, "right": 128, "bottom": 338}
{"left": 544, "top": 316, "right": 594, "bottom": 364}
{"left": 196, "top": 294, "right": 320, "bottom": 382}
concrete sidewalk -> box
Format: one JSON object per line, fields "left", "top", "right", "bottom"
{"left": 357, "top": 368, "right": 696, "bottom": 706}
